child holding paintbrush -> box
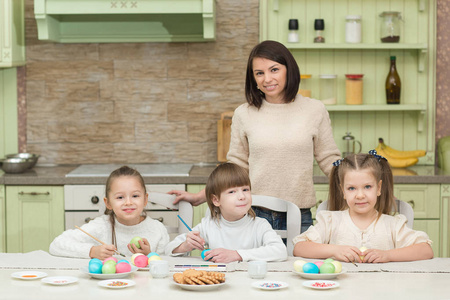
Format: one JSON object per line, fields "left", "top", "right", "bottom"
{"left": 50, "top": 166, "right": 170, "bottom": 259}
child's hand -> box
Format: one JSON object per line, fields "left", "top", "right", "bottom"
{"left": 127, "top": 238, "right": 151, "bottom": 255}
{"left": 361, "top": 249, "right": 389, "bottom": 263}
{"left": 89, "top": 244, "right": 116, "bottom": 260}
{"left": 202, "top": 248, "right": 242, "bottom": 263}
{"left": 333, "top": 245, "right": 363, "bottom": 263}
{"left": 185, "top": 231, "right": 206, "bottom": 251}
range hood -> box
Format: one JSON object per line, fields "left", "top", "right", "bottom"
{"left": 34, "top": 0, "right": 216, "bottom": 43}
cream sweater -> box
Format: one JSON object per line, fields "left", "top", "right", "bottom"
{"left": 227, "top": 95, "right": 341, "bottom": 209}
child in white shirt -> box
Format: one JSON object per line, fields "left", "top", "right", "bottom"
{"left": 165, "top": 162, "right": 287, "bottom": 263}
{"left": 293, "top": 151, "right": 433, "bottom": 263}
{"left": 50, "top": 166, "right": 169, "bottom": 259}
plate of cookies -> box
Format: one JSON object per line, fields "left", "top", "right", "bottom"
{"left": 173, "top": 269, "right": 226, "bottom": 291}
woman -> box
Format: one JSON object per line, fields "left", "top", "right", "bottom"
{"left": 170, "top": 40, "right": 341, "bottom": 233}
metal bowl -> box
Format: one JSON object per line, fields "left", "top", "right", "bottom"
{"left": 1, "top": 157, "right": 30, "bottom": 173}
{"left": 6, "top": 153, "right": 40, "bottom": 169}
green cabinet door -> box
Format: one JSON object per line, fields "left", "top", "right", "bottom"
{"left": 6, "top": 186, "right": 64, "bottom": 253}
{"left": 0, "top": 185, "right": 5, "bottom": 252}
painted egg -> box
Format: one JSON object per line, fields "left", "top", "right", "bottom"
{"left": 103, "top": 256, "right": 118, "bottom": 264}
{"left": 115, "top": 262, "right": 132, "bottom": 273}
{"left": 293, "top": 260, "right": 307, "bottom": 272}
{"left": 89, "top": 258, "right": 102, "bottom": 266}
{"left": 134, "top": 255, "right": 149, "bottom": 267}
{"left": 147, "top": 252, "right": 159, "bottom": 258}
{"left": 117, "top": 259, "right": 130, "bottom": 264}
{"left": 324, "top": 258, "right": 334, "bottom": 263}
{"left": 148, "top": 255, "right": 162, "bottom": 262}
{"left": 102, "top": 263, "right": 116, "bottom": 274}
{"left": 88, "top": 261, "right": 103, "bottom": 274}
{"left": 131, "top": 253, "right": 144, "bottom": 265}
{"left": 201, "top": 249, "right": 211, "bottom": 260}
{"left": 331, "top": 260, "right": 342, "bottom": 273}
{"left": 319, "top": 262, "right": 336, "bottom": 274}
{"left": 103, "top": 259, "right": 116, "bottom": 267}
{"left": 314, "top": 261, "right": 324, "bottom": 268}
{"left": 302, "top": 262, "right": 320, "bottom": 274}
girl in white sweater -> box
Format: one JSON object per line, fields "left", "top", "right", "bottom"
{"left": 165, "top": 163, "right": 287, "bottom": 263}
{"left": 50, "top": 166, "right": 169, "bottom": 259}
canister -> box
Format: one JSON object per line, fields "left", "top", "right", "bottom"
{"left": 319, "top": 75, "right": 337, "bottom": 105}
{"left": 379, "top": 11, "right": 402, "bottom": 43}
{"left": 345, "top": 15, "right": 362, "bottom": 43}
{"left": 345, "top": 74, "right": 364, "bottom": 105}
{"left": 298, "top": 74, "right": 312, "bottom": 97}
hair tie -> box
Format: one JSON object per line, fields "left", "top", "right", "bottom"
{"left": 332, "top": 159, "right": 343, "bottom": 167}
{"left": 369, "top": 149, "right": 387, "bottom": 162}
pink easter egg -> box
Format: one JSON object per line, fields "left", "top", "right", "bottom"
{"left": 134, "top": 254, "right": 148, "bottom": 267}
{"left": 314, "top": 261, "right": 324, "bottom": 268}
{"left": 103, "top": 256, "right": 118, "bottom": 264}
{"left": 115, "top": 262, "right": 132, "bottom": 273}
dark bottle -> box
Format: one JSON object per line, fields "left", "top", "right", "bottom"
{"left": 385, "top": 56, "right": 401, "bottom": 104}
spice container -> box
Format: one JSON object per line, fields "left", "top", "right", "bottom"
{"left": 379, "top": 11, "right": 402, "bottom": 43}
{"left": 298, "top": 74, "right": 312, "bottom": 97}
{"left": 288, "top": 19, "right": 299, "bottom": 43}
{"left": 319, "top": 74, "right": 337, "bottom": 105}
{"left": 345, "top": 74, "right": 364, "bottom": 105}
{"left": 345, "top": 15, "right": 362, "bottom": 43}
{"left": 314, "top": 19, "right": 325, "bottom": 43}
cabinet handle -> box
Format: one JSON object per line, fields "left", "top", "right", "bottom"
{"left": 91, "top": 196, "right": 100, "bottom": 204}
{"left": 407, "top": 200, "right": 415, "bottom": 209}
{"left": 315, "top": 200, "right": 323, "bottom": 209}
{"left": 156, "top": 217, "right": 164, "bottom": 223}
{"left": 18, "top": 191, "right": 50, "bottom": 196}
{"left": 84, "top": 217, "right": 94, "bottom": 223}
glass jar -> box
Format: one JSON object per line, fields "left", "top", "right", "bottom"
{"left": 298, "top": 74, "right": 312, "bottom": 97}
{"left": 345, "top": 15, "right": 362, "bottom": 43}
{"left": 379, "top": 11, "right": 402, "bottom": 43}
{"left": 319, "top": 74, "right": 337, "bottom": 105}
{"left": 345, "top": 74, "right": 364, "bottom": 105}
{"left": 288, "top": 19, "right": 299, "bottom": 43}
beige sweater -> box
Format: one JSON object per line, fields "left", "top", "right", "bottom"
{"left": 227, "top": 95, "right": 341, "bottom": 209}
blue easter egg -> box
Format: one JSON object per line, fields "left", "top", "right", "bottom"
{"left": 88, "top": 261, "right": 103, "bottom": 274}
{"left": 147, "top": 252, "right": 159, "bottom": 258}
{"left": 302, "top": 262, "right": 320, "bottom": 274}
{"left": 201, "top": 249, "right": 211, "bottom": 261}
{"left": 117, "top": 259, "right": 130, "bottom": 264}
{"left": 89, "top": 258, "right": 102, "bottom": 266}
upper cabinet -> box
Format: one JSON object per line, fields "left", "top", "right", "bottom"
{"left": 34, "top": 0, "right": 216, "bottom": 43}
{"left": 0, "top": 0, "right": 25, "bottom": 68}
{"left": 260, "top": 0, "right": 436, "bottom": 164}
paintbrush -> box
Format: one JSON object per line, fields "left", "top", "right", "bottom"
{"left": 75, "top": 225, "right": 126, "bottom": 257}
{"left": 177, "top": 215, "right": 209, "bottom": 249}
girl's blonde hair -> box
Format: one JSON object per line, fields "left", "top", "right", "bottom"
{"left": 328, "top": 152, "right": 395, "bottom": 219}
{"left": 205, "top": 162, "right": 255, "bottom": 220}
{"left": 104, "top": 166, "right": 147, "bottom": 245}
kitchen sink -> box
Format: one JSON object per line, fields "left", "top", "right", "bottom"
{"left": 65, "top": 164, "right": 193, "bottom": 177}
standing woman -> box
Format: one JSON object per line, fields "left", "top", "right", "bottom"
{"left": 170, "top": 40, "right": 341, "bottom": 233}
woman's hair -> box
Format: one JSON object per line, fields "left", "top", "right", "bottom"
{"left": 245, "top": 40, "right": 300, "bottom": 109}
{"left": 205, "top": 162, "right": 255, "bottom": 220}
{"left": 104, "top": 166, "right": 147, "bottom": 245}
{"left": 328, "top": 153, "right": 395, "bottom": 219}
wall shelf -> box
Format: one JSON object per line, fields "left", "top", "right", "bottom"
{"left": 324, "top": 104, "right": 426, "bottom": 112}
{"left": 285, "top": 43, "right": 428, "bottom": 50}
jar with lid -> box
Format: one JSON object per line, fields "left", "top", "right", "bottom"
{"left": 319, "top": 74, "right": 337, "bottom": 105}
{"left": 345, "top": 15, "right": 362, "bottom": 43}
{"left": 298, "top": 74, "right": 312, "bottom": 98}
{"left": 288, "top": 19, "right": 299, "bottom": 43}
{"left": 379, "top": 11, "right": 402, "bottom": 43}
{"left": 345, "top": 74, "right": 364, "bottom": 105}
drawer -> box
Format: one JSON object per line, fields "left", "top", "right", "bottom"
{"left": 394, "top": 184, "right": 440, "bottom": 219}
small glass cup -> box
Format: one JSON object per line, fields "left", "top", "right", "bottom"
{"left": 149, "top": 260, "right": 169, "bottom": 278}
{"left": 248, "top": 261, "right": 267, "bottom": 279}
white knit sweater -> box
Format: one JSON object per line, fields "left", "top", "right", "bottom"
{"left": 227, "top": 95, "right": 341, "bottom": 209}
{"left": 49, "top": 215, "right": 170, "bottom": 258}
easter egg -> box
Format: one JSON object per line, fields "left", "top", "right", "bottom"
{"left": 293, "top": 260, "right": 307, "bottom": 272}
{"left": 88, "top": 261, "right": 103, "bottom": 274}
{"left": 130, "top": 236, "right": 143, "bottom": 249}
{"left": 115, "top": 262, "right": 132, "bottom": 273}
{"left": 302, "top": 262, "right": 319, "bottom": 274}
{"left": 319, "top": 262, "right": 335, "bottom": 274}
{"left": 201, "top": 249, "right": 211, "bottom": 261}
{"left": 134, "top": 254, "right": 149, "bottom": 267}
{"left": 131, "top": 253, "right": 144, "bottom": 265}
{"left": 359, "top": 247, "right": 368, "bottom": 261}
{"left": 103, "top": 259, "right": 116, "bottom": 267}
{"left": 103, "top": 256, "right": 118, "bottom": 264}
{"left": 148, "top": 255, "right": 162, "bottom": 262}
{"left": 102, "top": 263, "right": 116, "bottom": 274}
{"left": 117, "top": 259, "right": 129, "bottom": 264}
{"left": 89, "top": 258, "right": 102, "bottom": 266}
{"left": 147, "top": 252, "right": 159, "bottom": 258}
{"left": 324, "top": 258, "right": 334, "bottom": 263}
{"left": 331, "top": 261, "right": 342, "bottom": 273}
{"left": 314, "top": 261, "right": 324, "bottom": 268}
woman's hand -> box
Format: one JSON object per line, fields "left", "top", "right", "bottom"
{"left": 89, "top": 244, "right": 116, "bottom": 260}
{"left": 168, "top": 190, "right": 206, "bottom": 206}
{"left": 203, "top": 248, "right": 242, "bottom": 263}
{"left": 127, "top": 238, "right": 151, "bottom": 255}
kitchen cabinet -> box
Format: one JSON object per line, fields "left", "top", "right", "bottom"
{"left": 0, "top": 0, "right": 25, "bottom": 67}
{"left": 440, "top": 184, "right": 450, "bottom": 258}
{"left": 0, "top": 68, "right": 18, "bottom": 158}
{"left": 260, "top": 0, "right": 436, "bottom": 163}
{"left": 313, "top": 183, "right": 444, "bottom": 256}
{"left": 187, "top": 184, "right": 208, "bottom": 227}
{"left": 0, "top": 185, "right": 5, "bottom": 252}
{"left": 6, "top": 186, "right": 64, "bottom": 253}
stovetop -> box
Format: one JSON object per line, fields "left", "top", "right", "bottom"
{"left": 65, "top": 164, "right": 193, "bottom": 177}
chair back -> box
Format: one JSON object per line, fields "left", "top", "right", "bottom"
{"left": 98, "top": 192, "right": 193, "bottom": 234}
{"left": 316, "top": 199, "right": 414, "bottom": 228}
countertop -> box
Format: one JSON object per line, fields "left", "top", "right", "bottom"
{"left": 2, "top": 164, "right": 450, "bottom": 186}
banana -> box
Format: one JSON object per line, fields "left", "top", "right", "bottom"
{"left": 375, "top": 143, "right": 419, "bottom": 168}
{"left": 378, "top": 138, "right": 426, "bottom": 159}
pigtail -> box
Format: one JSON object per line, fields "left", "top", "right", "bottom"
{"left": 328, "top": 160, "right": 346, "bottom": 211}
{"left": 376, "top": 158, "right": 395, "bottom": 216}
